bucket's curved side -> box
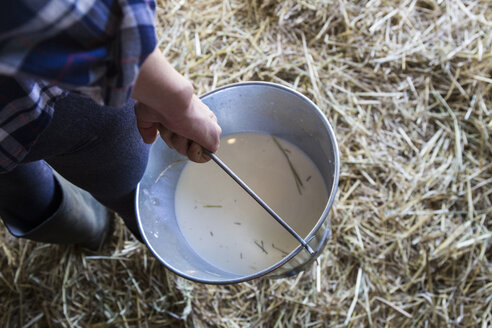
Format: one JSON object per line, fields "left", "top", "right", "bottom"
{"left": 266, "top": 216, "right": 332, "bottom": 278}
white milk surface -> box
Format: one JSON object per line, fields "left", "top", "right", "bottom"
{"left": 175, "top": 132, "right": 327, "bottom": 275}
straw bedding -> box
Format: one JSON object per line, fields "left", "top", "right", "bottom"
{"left": 1, "top": 0, "right": 491, "bottom": 327}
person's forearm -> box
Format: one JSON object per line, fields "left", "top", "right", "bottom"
{"left": 132, "top": 47, "right": 194, "bottom": 119}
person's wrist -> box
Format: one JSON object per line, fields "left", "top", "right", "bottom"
{"left": 132, "top": 47, "right": 195, "bottom": 117}
{"left": 135, "top": 79, "right": 194, "bottom": 120}
{"left": 167, "top": 80, "right": 194, "bottom": 115}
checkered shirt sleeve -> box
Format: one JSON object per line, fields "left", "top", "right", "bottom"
{"left": 0, "top": 0, "right": 157, "bottom": 173}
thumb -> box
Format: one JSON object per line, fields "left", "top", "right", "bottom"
{"left": 137, "top": 120, "right": 159, "bottom": 144}
{"left": 134, "top": 102, "right": 159, "bottom": 144}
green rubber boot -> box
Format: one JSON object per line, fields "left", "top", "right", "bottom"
{"left": 4, "top": 173, "right": 112, "bottom": 251}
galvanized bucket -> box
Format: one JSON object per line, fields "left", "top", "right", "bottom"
{"left": 136, "top": 82, "right": 339, "bottom": 284}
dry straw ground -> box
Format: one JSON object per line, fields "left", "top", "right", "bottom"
{"left": 1, "top": 0, "right": 491, "bottom": 327}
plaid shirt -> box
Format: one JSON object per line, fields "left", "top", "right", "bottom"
{"left": 0, "top": 0, "right": 157, "bottom": 173}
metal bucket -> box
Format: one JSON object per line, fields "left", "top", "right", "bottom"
{"left": 136, "top": 82, "right": 339, "bottom": 284}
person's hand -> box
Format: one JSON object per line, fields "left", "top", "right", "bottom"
{"left": 131, "top": 47, "right": 222, "bottom": 163}
{"left": 134, "top": 95, "right": 221, "bottom": 163}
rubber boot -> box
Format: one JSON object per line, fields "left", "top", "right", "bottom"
{"left": 3, "top": 173, "right": 112, "bottom": 251}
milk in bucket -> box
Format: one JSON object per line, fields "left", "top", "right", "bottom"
{"left": 175, "top": 132, "right": 328, "bottom": 275}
